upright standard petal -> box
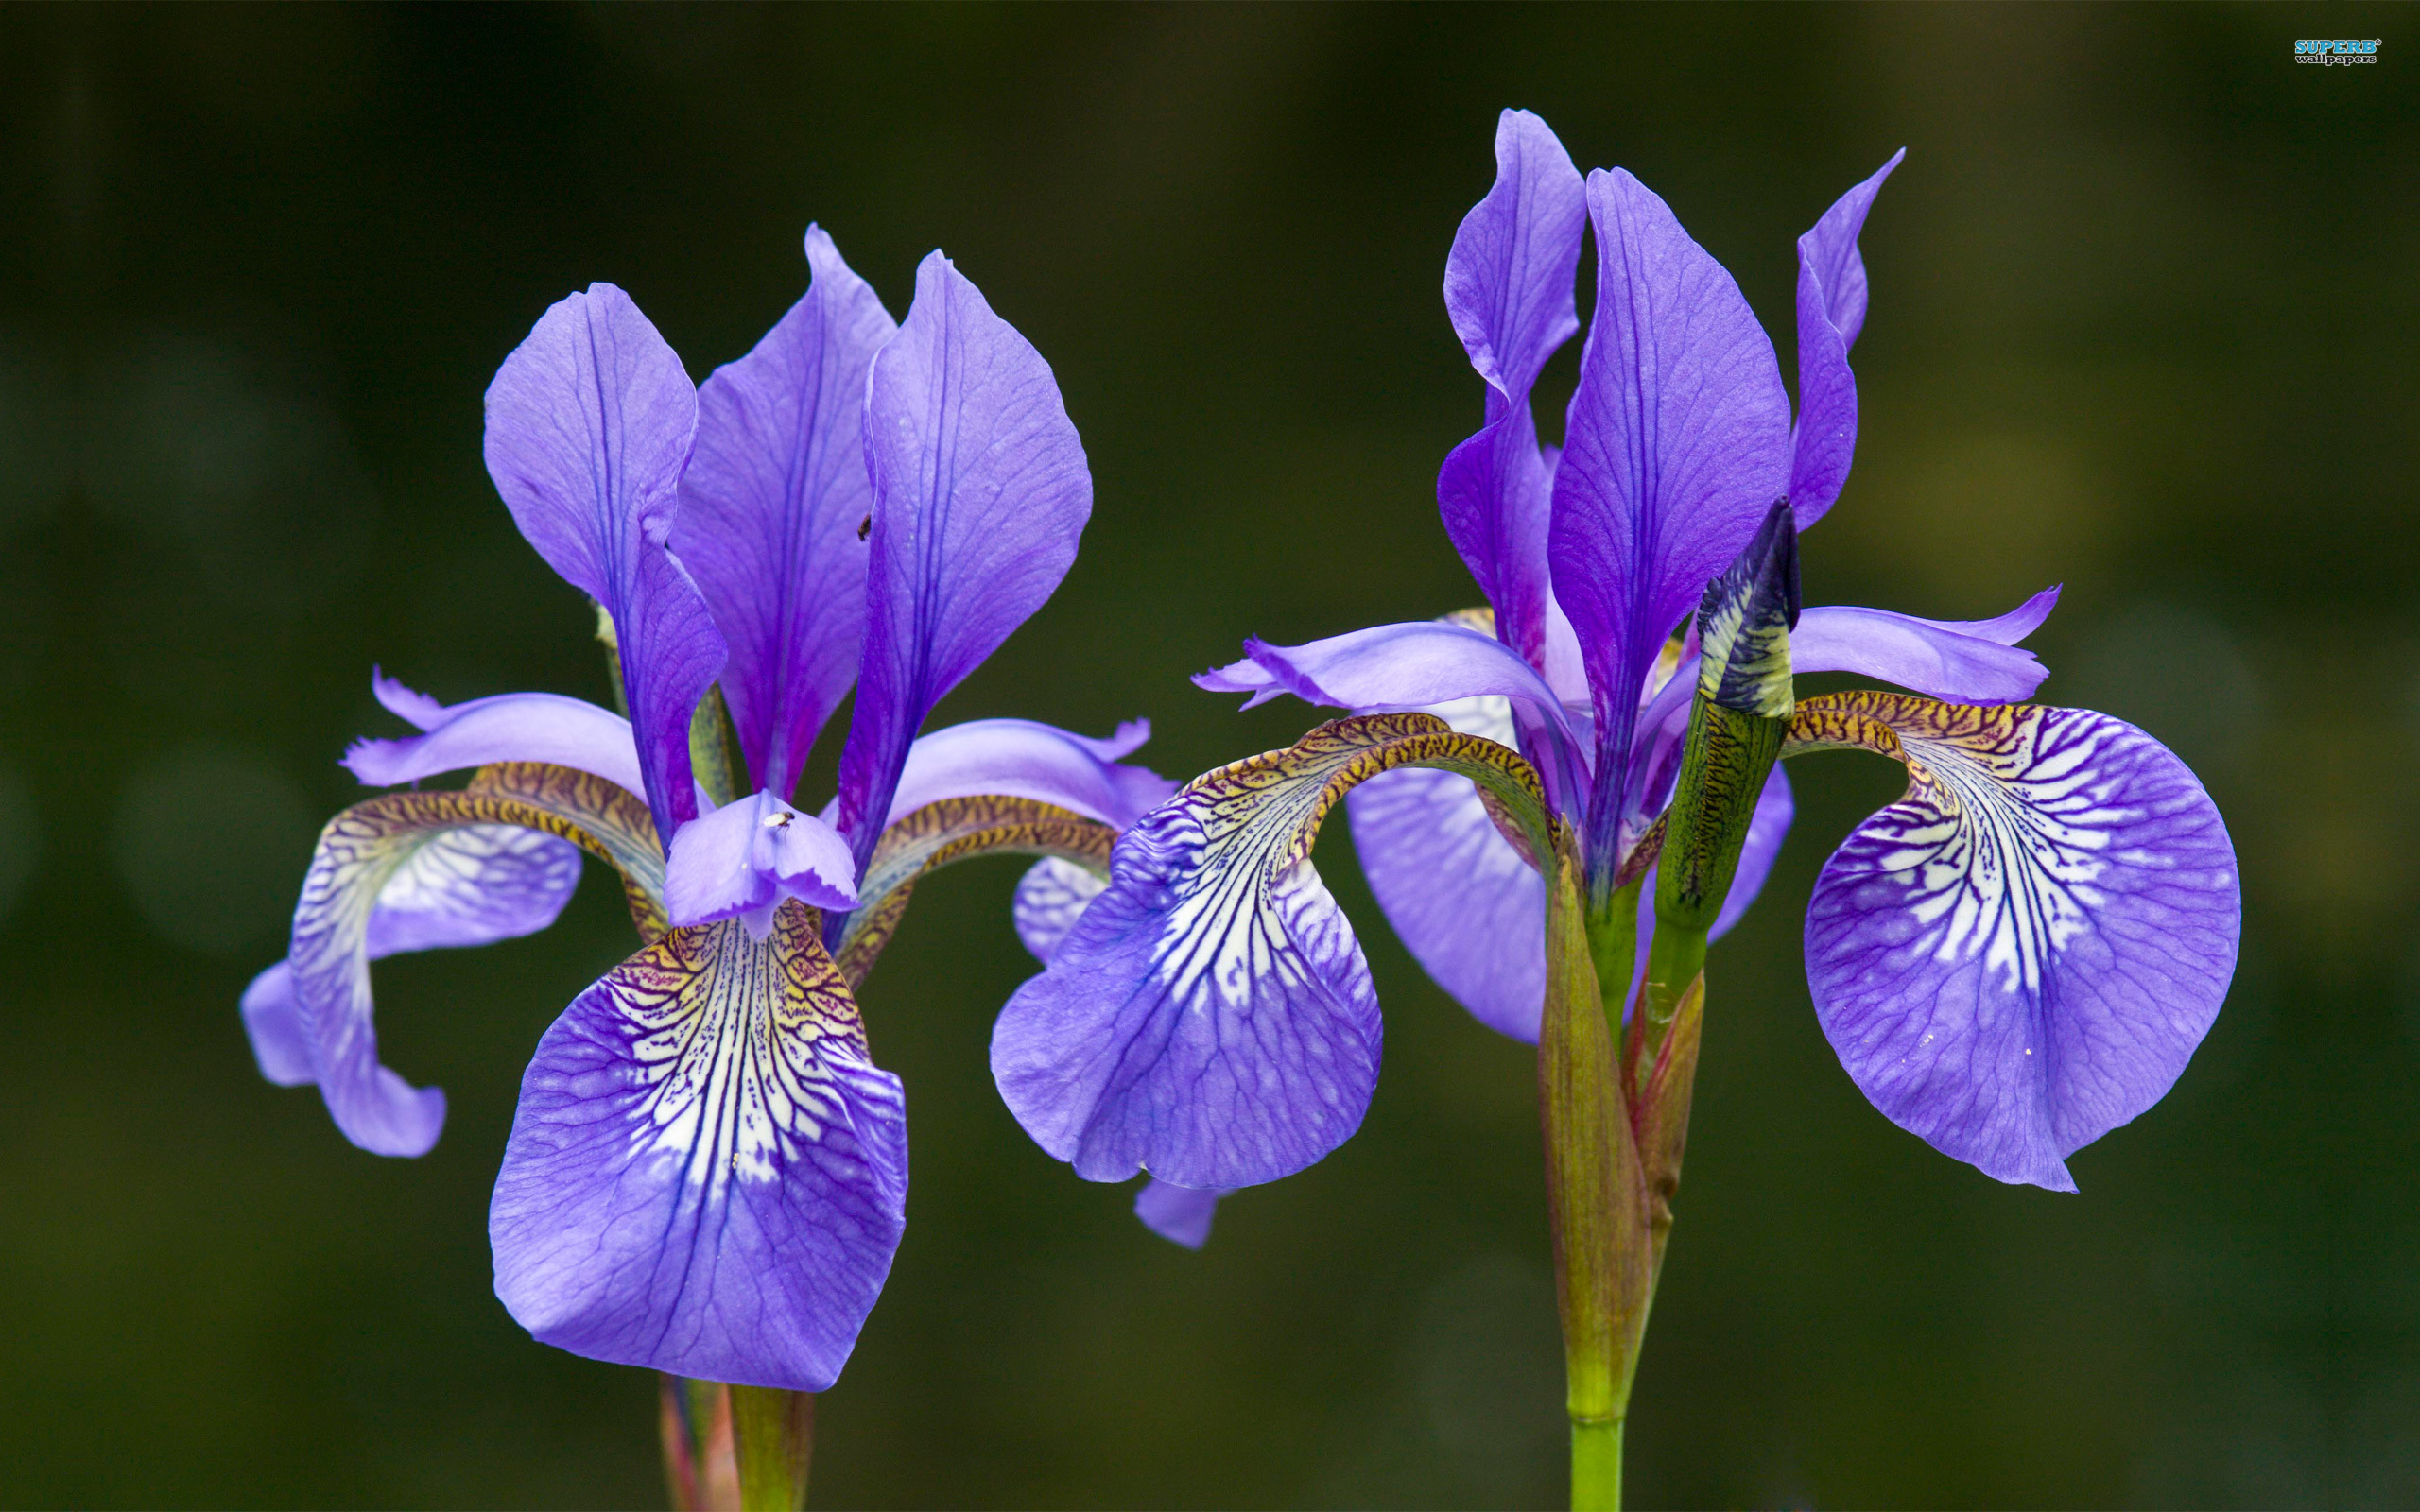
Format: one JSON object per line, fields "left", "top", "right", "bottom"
{"left": 484, "top": 284, "right": 726, "bottom": 843}
{"left": 876, "top": 718, "right": 1175, "bottom": 831}
{"left": 834, "top": 253, "right": 1091, "bottom": 870}
{"left": 1548, "top": 169, "right": 1791, "bottom": 863}
{"left": 344, "top": 689, "right": 648, "bottom": 801}
{"left": 1438, "top": 109, "right": 1586, "bottom": 661}
{"left": 491, "top": 902, "right": 908, "bottom": 1390}
{"left": 676, "top": 229, "right": 898, "bottom": 802}
{"left": 1345, "top": 695, "right": 1547, "bottom": 1041}
{"left": 991, "top": 714, "right": 1549, "bottom": 1189}
{"left": 1788, "top": 150, "right": 1903, "bottom": 526}
{"left": 1789, "top": 693, "right": 2239, "bottom": 1191}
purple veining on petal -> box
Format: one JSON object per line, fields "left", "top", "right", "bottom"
{"left": 1438, "top": 109, "right": 1586, "bottom": 662}
{"left": 1133, "top": 1178, "right": 1228, "bottom": 1250}
{"left": 344, "top": 689, "right": 648, "bottom": 800}
{"left": 676, "top": 227, "right": 898, "bottom": 803}
{"left": 834, "top": 252, "right": 1092, "bottom": 874}
{"left": 483, "top": 284, "right": 725, "bottom": 844}
{"left": 491, "top": 904, "right": 907, "bottom": 1390}
{"left": 284, "top": 818, "right": 588, "bottom": 1155}
{"left": 992, "top": 788, "right": 1381, "bottom": 1190}
{"left": 1345, "top": 695, "right": 1547, "bottom": 1041}
{"left": 1012, "top": 855, "right": 1109, "bottom": 965}
{"left": 245, "top": 823, "right": 584, "bottom": 1089}
{"left": 877, "top": 718, "right": 1174, "bottom": 831}
{"left": 1803, "top": 703, "right": 2238, "bottom": 1191}
{"left": 1788, "top": 150, "right": 1904, "bottom": 527}
{"left": 1548, "top": 168, "right": 1791, "bottom": 874}
{"left": 665, "top": 791, "right": 859, "bottom": 938}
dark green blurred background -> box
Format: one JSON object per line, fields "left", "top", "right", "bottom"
{"left": 2, "top": 5, "right": 2411, "bottom": 1506}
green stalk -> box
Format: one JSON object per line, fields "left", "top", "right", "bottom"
{"left": 731, "top": 1385, "right": 815, "bottom": 1512}
{"left": 1541, "top": 845, "right": 1651, "bottom": 1511}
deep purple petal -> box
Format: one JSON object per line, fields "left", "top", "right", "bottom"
{"left": 1795, "top": 603, "right": 2049, "bottom": 705}
{"left": 665, "top": 792, "right": 859, "bottom": 936}
{"left": 483, "top": 284, "right": 725, "bottom": 842}
{"left": 344, "top": 689, "right": 648, "bottom": 802}
{"left": 878, "top": 718, "right": 1175, "bottom": 831}
{"left": 1345, "top": 696, "right": 1546, "bottom": 1042}
{"left": 992, "top": 782, "right": 1381, "bottom": 1190}
{"left": 1133, "top": 1179, "right": 1227, "bottom": 1250}
{"left": 285, "top": 816, "right": 586, "bottom": 1155}
{"left": 1549, "top": 169, "right": 1791, "bottom": 857}
{"left": 491, "top": 904, "right": 907, "bottom": 1389}
{"left": 834, "top": 253, "right": 1091, "bottom": 871}
{"left": 1438, "top": 110, "right": 1585, "bottom": 661}
{"left": 1803, "top": 702, "right": 2239, "bottom": 1190}
{"left": 1788, "top": 151, "right": 1903, "bottom": 527}
{"left": 1013, "top": 856, "right": 1109, "bottom": 964}
{"left": 675, "top": 228, "right": 898, "bottom": 802}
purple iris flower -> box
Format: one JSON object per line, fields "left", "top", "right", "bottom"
{"left": 240, "top": 228, "right": 1173, "bottom": 1390}
{"left": 990, "top": 111, "right": 2238, "bottom": 1210}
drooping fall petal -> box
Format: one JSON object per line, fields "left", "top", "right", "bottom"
{"left": 491, "top": 902, "right": 908, "bottom": 1390}
{"left": 1789, "top": 693, "right": 2238, "bottom": 1191}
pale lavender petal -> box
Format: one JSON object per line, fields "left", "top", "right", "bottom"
{"left": 665, "top": 792, "right": 858, "bottom": 936}
{"left": 241, "top": 963, "right": 314, "bottom": 1086}
{"left": 1195, "top": 621, "right": 1582, "bottom": 751}
{"left": 1438, "top": 110, "right": 1585, "bottom": 661}
{"left": 992, "top": 781, "right": 1381, "bottom": 1189}
{"left": 344, "top": 689, "right": 647, "bottom": 801}
{"left": 1013, "top": 856, "right": 1109, "bottom": 964}
{"left": 1549, "top": 168, "right": 1791, "bottom": 859}
{"left": 675, "top": 227, "right": 898, "bottom": 801}
{"left": 484, "top": 284, "right": 725, "bottom": 842}
{"left": 1788, "top": 151, "right": 1903, "bottom": 527}
{"left": 1344, "top": 695, "right": 1546, "bottom": 1042}
{"left": 285, "top": 816, "right": 587, "bottom": 1155}
{"left": 834, "top": 253, "right": 1091, "bottom": 870}
{"left": 877, "top": 718, "right": 1175, "bottom": 831}
{"left": 1804, "top": 703, "right": 2239, "bottom": 1191}
{"left": 491, "top": 905, "right": 907, "bottom": 1389}
{"left": 1133, "top": 1178, "right": 1227, "bottom": 1250}
{"left": 1925, "top": 584, "right": 2062, "bottom": 645}
{"left": 1794, "top": 603, "right": 2048, "bottom": 706}
{"left": 372, "top": 669, "right": 448, "bottom": 731}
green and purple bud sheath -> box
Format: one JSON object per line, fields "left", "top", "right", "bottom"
{"left": 1653, "top": 497, "right": 1799, "bottom": 941}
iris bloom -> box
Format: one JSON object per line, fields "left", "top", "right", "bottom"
{"left": 241, "top": 230, "right": 1170, "bottom": 1391}
{"left": 991, "top": 110, "right": 2238, "bottom": 1211}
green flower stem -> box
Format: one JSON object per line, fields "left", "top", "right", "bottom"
{"left": 731, "top": 1385, "right": 815, "bottom": 1512}
{"left": 1544, "top": 845, "right": 1651, "bottom": 1511}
